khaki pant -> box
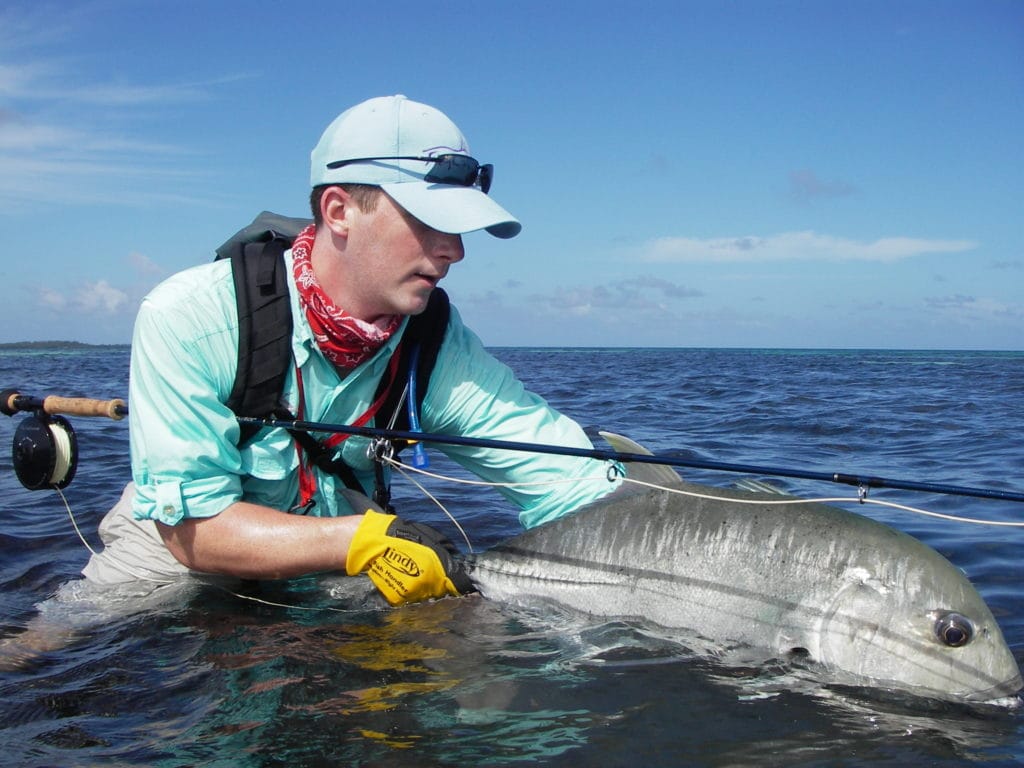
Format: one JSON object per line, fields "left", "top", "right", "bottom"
{"left": 81, "top": 483, "right": 193, "bottom": 586}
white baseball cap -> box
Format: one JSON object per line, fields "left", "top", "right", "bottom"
{"left": 310, "top": 95, "right": 521, "bottom": 239}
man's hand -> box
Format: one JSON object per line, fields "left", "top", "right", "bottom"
{"left": 346, "top": 509, "right": 474, "bottom": 605}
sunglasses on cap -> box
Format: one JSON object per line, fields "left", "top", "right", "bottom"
{"left": 325, "top": 154, "right": 493, "bottom": 194}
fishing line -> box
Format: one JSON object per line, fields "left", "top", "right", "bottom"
{"left": 53, "top": 488, "right": 184, "bottom": 585}
{"left": 609, "top": 476, "right": 1024, "bottom": 528}
{"left": 386, "top": 456, "right": 1024, "bottom": 529}
{"left": 386, "top": 459, "right": 476, "bottom": 553}
{"left": 55, "top": 485, "right": 98, "bottom": 557}
{"left": 207, "top": 584, "right": 376, "bottom": 614}
{"left": 380, "top": 455, "right": 612, "bottom": 490}
{"left": 48, "top": 423, "right": 75, "bottom": 487}
{"left": 854, "top": 499, "right": 1024, "bottom": 528}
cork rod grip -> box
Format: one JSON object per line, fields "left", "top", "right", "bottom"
{"left": 41, "top": 395, "right": 126, "bottom": 419}
{"left": 1, "top": 389, "right": 127, "bottom": 420}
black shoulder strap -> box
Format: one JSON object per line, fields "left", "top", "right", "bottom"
{"left": 218, "top": 212, "right": 312, "bottom": 445}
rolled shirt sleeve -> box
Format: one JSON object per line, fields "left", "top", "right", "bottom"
{"left": 129, "top": 261, "right": 249, "bottom": 524}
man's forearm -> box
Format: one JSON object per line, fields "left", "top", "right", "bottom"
{"left": 157, "top": 501, "right": 361, "bottom": 580}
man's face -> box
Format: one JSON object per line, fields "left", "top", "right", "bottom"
{"left": 342, "top": 192, "right": 465, "bottom": 319}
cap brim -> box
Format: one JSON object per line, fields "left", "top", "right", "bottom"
{"left": 381, "top": 182, "right": 521, "bottom": 239}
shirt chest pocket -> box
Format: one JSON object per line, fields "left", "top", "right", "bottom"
{"left": 239, "top": 431, "right": 296, "bottom": 480}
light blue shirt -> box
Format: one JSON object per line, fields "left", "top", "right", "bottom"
{"left": 129, "top": 252, "right": 617, "bottom": 530}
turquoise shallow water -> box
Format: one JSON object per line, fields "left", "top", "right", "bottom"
{"left": 1, "top": 346, "right": 1022, "bottom": 766}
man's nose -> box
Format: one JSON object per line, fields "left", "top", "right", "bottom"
{"left": 430, "top": 231, "right": 465, "bottom": 264}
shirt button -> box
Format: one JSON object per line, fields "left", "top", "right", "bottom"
{"left": 163, "top": 505, "right": 175, "bottom": 515}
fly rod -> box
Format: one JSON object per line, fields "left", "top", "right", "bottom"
{"left": 4, "top": 389, "right": 1022, "bottom": 504}
{"left": 238, "top": 415, "right": 1024, "bottom": 504}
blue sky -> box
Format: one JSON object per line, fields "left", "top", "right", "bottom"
{"left": 2, "top": 0, "right": 1021, "bottom": 349}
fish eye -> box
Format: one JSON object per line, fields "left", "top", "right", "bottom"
{"left": 934, "top": 612, "right": 973, "bottom": 648}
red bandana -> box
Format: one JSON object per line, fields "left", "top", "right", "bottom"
{"left": 290, "top": 225, "right": 401, "bottom": 370}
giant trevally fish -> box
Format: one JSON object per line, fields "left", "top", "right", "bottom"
{"left": 464, "top": 433, "right": 1022, "bottom": 705}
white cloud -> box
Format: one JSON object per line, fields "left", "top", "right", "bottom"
{"left": 39, "top": 286, "right": 66, "bottom": 310}
{"left": 128, "top": 252, "right": 165, "bottom": 278}
{"left": 37, "top": 280, "right": 130, "bottom": 316}
{"left": 75, "top": 280, "right": 129, "bottom": 314}
{"left": 640, "top": 231, "right": 978, "bottom": 264}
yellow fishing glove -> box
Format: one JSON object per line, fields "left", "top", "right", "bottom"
{"left": 346, "top": 509, "right": 474, "bottom": 606}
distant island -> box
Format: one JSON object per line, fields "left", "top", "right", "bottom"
{"left": 0, "top": 341, "right": 129, "bottom": 350}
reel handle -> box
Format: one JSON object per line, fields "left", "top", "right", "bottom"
{"left": 1, "top": 389, "right": 127, "bottom": 420}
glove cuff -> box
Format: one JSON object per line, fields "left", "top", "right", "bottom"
{"left": 345, "top": 509, "right": 396, "bottom": 576}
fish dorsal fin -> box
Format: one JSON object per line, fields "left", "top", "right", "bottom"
{"left": 599, "top": 431, "right": 683, "bottom": 488}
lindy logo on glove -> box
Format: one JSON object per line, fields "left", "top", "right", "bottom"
{"left": 381, "top": 547, "right": 421, "bottom": 577}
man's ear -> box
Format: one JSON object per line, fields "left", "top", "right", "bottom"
{"left": 320, "top": 186, "right": 353, "bottom": 237}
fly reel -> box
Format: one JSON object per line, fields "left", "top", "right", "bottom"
{"left": 2, "top": 387, "right": 95, "bottom": 491}
{"left": 11, "top": 412, "right": 79, "bottom": 491}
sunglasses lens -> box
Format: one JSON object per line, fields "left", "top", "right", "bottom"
{"left": 425, "top": 155, "right": 490, "bottom": 192}
{"left": 479, "top": 164, "right": 493, "bottom": 194}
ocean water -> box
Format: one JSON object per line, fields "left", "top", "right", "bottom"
{"left": 1, "top": 346, "right": 1022, "bottom": 767}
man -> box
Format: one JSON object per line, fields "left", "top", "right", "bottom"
{"left": 82, "top": 95, "right": 617, "bottom": 605}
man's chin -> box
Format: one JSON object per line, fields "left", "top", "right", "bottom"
{"left": 400, "top": 288, "right": 434, "bottom": 316}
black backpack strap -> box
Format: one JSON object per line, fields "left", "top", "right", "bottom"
{"left": 225, "top": 236, "right": 294, "bottom": 446}
{"left": 218, "top": 212, "right": 312, "bottom": 446}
